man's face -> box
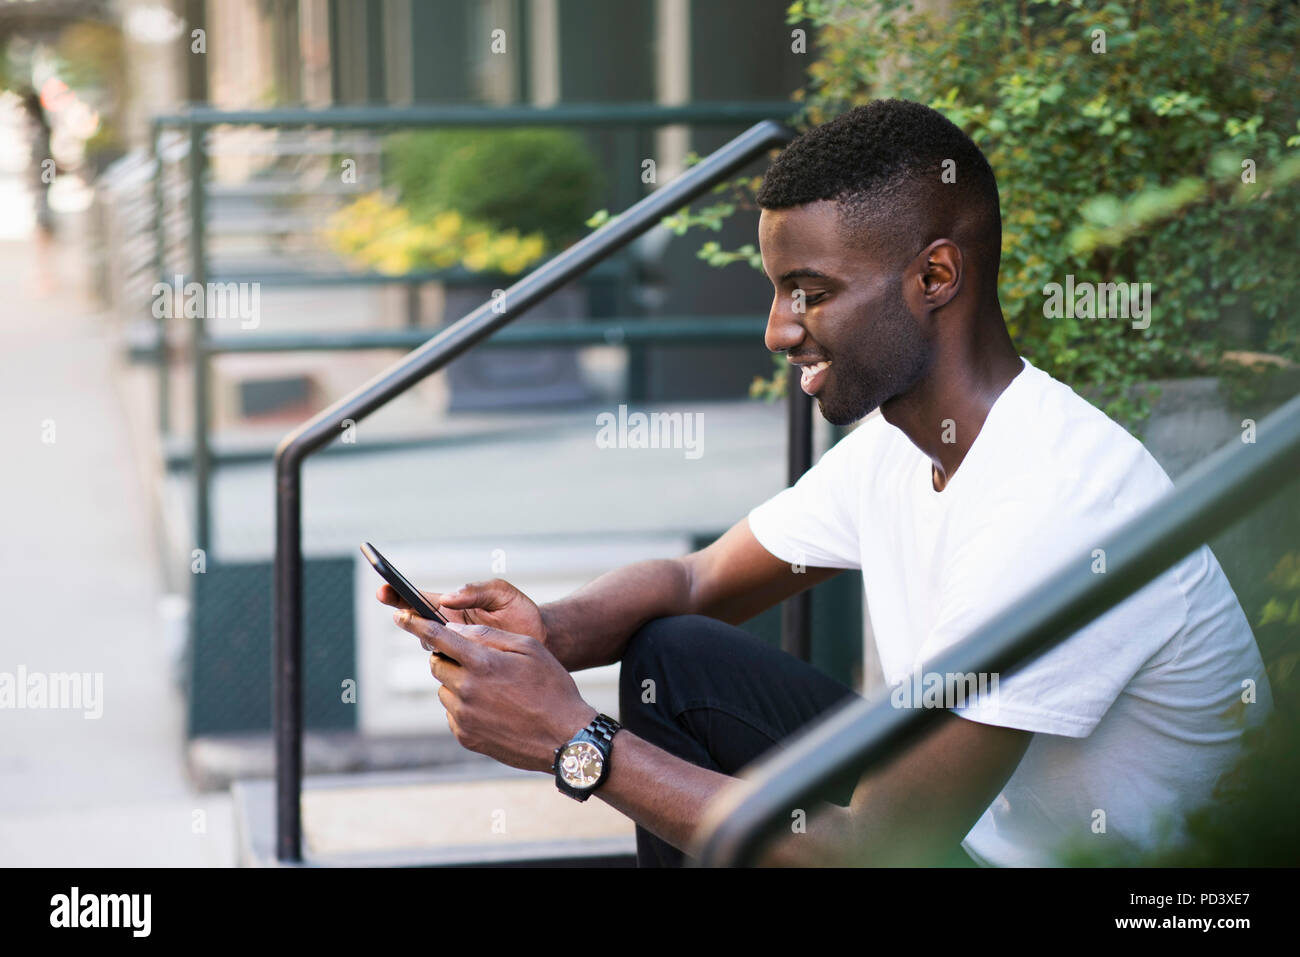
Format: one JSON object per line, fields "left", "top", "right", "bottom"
{"left": 758, "top": 200, "right": 931, "bottom": 426}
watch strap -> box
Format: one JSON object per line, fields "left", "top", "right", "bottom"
{"left": 553, "top": 713, "right": 622, "bottom": 801}
{"left": 585, "top": 713, "right": 622, "bottom": 749}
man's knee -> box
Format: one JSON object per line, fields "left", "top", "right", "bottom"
{"left": 622, "top": 614, "right": 701, "bottom": 663}
{"left": 618, "top": 615, "right": 710, "bottom": 721}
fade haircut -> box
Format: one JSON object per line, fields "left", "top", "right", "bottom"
{"left": 757, "top": 99, "right": 1002, "bottom": 286}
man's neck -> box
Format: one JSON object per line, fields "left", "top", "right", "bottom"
{"left": 881, "top": 335, "right": 1024, "bottom": 491}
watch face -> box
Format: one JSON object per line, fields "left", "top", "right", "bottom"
{"left": 558, "top": 741, "right": 605, "bottom": 790}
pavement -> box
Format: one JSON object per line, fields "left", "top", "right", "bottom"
{"left": 0, "top": 227, "right": 235, "bottom": 864}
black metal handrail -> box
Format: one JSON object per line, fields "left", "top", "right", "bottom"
{"left": 692, "top": 390, "right": 1300, "bottom": 866}
{"left": 271, "top": 119, "right": 797, "bottom": 862}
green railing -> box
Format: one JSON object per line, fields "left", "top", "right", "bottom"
{"left": 150, "top": 102, "right": 792, "bottom": 554}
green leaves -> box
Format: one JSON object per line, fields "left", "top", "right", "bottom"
{"left": 696, "top": 241, "right": 762, "bottom": 271}
{"left": 385, "top": 128, "right": 601, "bottom": 249}
{"left": 752, "top": 0, "right": 1300, "bottom": 428}
{"left": 661, "top": 202, "right": 735, "bottom": 236}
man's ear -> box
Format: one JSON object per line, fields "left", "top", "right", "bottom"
{"left": 915, "top": 239, "right": 962, "bottom": 311}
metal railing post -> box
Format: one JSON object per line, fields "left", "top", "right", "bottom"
{"left": 614, "top": 125, "right": 648, "bottom": 403}
{"left": 151, "top": 121, "right": 170, "bottom": 438}
{"left": 274, "top": 459, "right": 303, "bottom": 861}
{"left": 405, "top": 281, "right": 421, "bottom": 328}
{"left": 189, "top": 121, "right": 211, "bottom": 553}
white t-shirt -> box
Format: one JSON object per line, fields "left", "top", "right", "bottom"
{"left": 748, "top": 357, "right": 1272, "bottom": 866}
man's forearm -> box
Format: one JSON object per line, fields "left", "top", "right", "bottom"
{"left": 594, "top": 730, "right": 728, "bottom": 853}
{"left": 594, "top": 729, "right": 855, "bottom": 866}
{"left": 540, "top": 559, "right": 695, "bottom": 671}
{"left": 540, "top": 519, "right": 836, "bottom": 673}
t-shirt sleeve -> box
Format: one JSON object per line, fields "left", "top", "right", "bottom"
{"left": 746, "top": 428, "right": 864, "bottom": 570}
{"left": 918, "top": 486, "right": 1188, "bottom": 739}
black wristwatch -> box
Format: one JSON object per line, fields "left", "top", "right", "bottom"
{"left": 553, "top": 713, "right": 622, "bottom": 802}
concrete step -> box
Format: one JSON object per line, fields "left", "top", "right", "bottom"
{"left": 233, "top": 765, "right": 637, "bottom": 867}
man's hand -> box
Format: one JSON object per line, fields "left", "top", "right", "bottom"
{"left": 378, "top": 578, "right": 548, "bottom": 648}
{"left": 392, "top": 611, "right": 597, "bottom": 773}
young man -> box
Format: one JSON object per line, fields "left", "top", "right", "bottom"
{"left": 382, "top": 99, "right": 1272, "bottom": 867}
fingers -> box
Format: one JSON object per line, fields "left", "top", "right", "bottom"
{"left": 395, "top": 611, "right": 542, "bottom": 674}
{"left": 376, "top": 584, "right": 407, "bottom": 608}
{"left": 430, "top": 648, "right": 454, "bottom": 687}
{"left": 377, "top": 583, "right": 445, "bottom": 610}
{"left": 437, "top": 683, "right": 463, "bottom": 739}
{"left": 394, "top": 610, "right": 483, "bottom": 669}
{"left": 444, "top": 621, "right": 537, "bottom": 655}
{"left": 438, "top": 579, "right": 514, "bottom": 610}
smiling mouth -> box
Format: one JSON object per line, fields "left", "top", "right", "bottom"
{"left": 797, "top": 360, "right": 831, "bottom": 395}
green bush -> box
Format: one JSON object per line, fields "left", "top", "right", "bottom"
{"left": 696, "top": 0, "right": 1300, "bottom": 427}
{"left": 385, "top": 128, "right": 601, "bottom": 249}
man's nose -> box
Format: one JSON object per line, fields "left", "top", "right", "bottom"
{"left": 764, "top": 293, "right": 805, "bottom": 354}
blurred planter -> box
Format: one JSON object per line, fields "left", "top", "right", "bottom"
{"left": 1100, "top": 358, "right": 1300, "bottom": 479}
{"left": 1097, "top": 364, "right": 1300, "bottom": 621}
{"left": 439, "top": 279, "right": 593, "bottom": 411}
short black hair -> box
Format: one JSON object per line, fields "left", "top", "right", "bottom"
{"left": 757, "top": 99, "right": 1002, "bottom": 278}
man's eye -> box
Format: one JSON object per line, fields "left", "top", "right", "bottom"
{"left": 801, "top": 291, "right": 828, "bottom": 305}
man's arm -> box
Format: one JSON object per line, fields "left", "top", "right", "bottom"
{"left": 595, "top": 710, "right": 1032, "bottom": 866}
{"left": 394, "top": 607, "right": 1033, "bottom": 867}
{"left": 540, "top": 517, "right": 839, "bottom": 671}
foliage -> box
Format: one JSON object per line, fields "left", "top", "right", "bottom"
{"left": 325, "top": 192, "right": 547, "bottom": 276}
{"left": 700, "top": 0, "right": 1300, "bottom": 426}
{"left": 749, "top": 353, "right": 790, "bottom": 402}
{"left": 329, "top": 127, "right": 599, "bottom": 277}
{"left": 385, "top": 127, "right": 600, "bottom": 249}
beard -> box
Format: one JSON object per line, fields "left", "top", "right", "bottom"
{"left": 815, "top": 280, "right": 930, "bottom": 426}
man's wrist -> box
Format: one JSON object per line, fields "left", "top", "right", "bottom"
{"left": 538, "top": 602, "right": 571, "bottom": 668}
{"left": 547, "top": 703, "right": 600, "bottom": 770}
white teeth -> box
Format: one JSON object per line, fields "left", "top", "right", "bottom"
{"left": 800, "top": 361, "right": 830, "bottom": 385}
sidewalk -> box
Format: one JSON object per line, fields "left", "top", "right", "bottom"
{"left": 0, "top": 216, "right": 233, "bottom": 865}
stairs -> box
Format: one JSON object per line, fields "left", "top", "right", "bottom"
{"left": 233, "top": 764, "right": 637, "bottom": 867}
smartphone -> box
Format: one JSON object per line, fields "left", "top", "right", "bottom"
{"left": 360, "top": 542, "right": 454, "bottom": 659}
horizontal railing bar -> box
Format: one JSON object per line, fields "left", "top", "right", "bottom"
{"left": 208, "top": 317, "right": 766, "bottom": 353}
{"left": 692, "top": 389, "right": 1300, "bottom": 867}
{"left": 179, "top": 262, "right": 627, "bottom": 288}
{"left": 272, "top": 121, "right": 792, "bottom": 467}
{"left": 205, "top": 183, "right": 373, "bottom": 197}
{"left": 157, "top": 102, "right": 793, "bottom": 130}
{"left": 165, "top": 421, "right": 584, "bottom": 470}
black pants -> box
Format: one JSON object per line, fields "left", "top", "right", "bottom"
{"left": 616, "top": 614, "right": 861, "bottom": 867}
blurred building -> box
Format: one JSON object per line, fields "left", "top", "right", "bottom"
{"left": 189, "top": 0, "right": 810, "bottom": 399}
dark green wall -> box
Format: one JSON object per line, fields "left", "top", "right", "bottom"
{"left": 188, "top": 558, "right": 356, "bottom": 737}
